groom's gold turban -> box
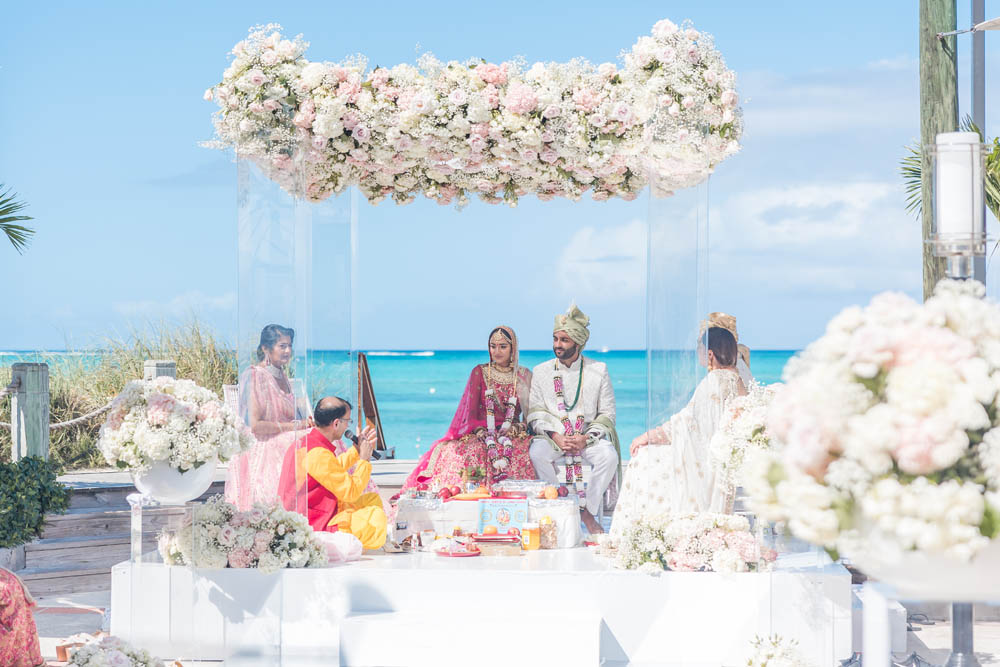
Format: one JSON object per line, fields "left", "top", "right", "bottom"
{"left": 554, "top": 303, "right": 591, "bottom": 348}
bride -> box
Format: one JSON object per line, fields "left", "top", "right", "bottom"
{"left": 609, "top": 322, "right": 747, "bottom": 540}
{"left": 403, "top": 326, "right": 535, "bottom": 490}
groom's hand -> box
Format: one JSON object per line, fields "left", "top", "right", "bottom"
{"left": 565, "top": 434, "right": 587, "bottom": 453}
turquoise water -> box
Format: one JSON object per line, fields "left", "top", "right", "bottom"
{"left": 0, "top": 349, "right": 796, "bottom": 461}
{"left": 357, "top": 349, "right": 795, "bottom": 461}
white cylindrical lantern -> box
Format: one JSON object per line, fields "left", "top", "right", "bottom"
{"left": 930, "top": 131, "right": 987, "bottom": 279}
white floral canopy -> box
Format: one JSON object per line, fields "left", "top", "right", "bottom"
{"left": 207, "top": 19, "right": 742, "bottom": 207}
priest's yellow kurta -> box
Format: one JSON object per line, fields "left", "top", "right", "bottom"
{"left": 305, "top": 445, "right": 387, "bottom": 549}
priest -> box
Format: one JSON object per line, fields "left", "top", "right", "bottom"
{"left": 278, "top": 396, "right": 387, "bottom": 549}
{"left": 527, "top": 304, "right": 620, "bottom": 534}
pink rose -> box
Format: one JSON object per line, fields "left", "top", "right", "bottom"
{"left": 353, "top": 123, "right": 371, "bottom": 142}
{"left": 720, "top": 90, "right": 739, "bottom": 108}
{"left": 591, "top": 190, "right": 610, "bottom": 201}
{"left": 658, "top": 47, "right": 676, "bottom": 63}
{"left": 482, "top": 84, "right": 501, "bottom": 109}
{"left": 448, "top": 88, "right": 468, "bottom": 106}
{"left": 468, "top": 136, "right": 487, "bottom": 153}
{"left": 540, "top": 148, "right": 559, "bottom": 164}
{"left": 503, "top": 82, "right": 538, "bottom": 115}
{"left": 228, "top": 548, "right": 252, "bottom": 569}
{"left": 519, "top": 148, "right": 538, "bottom": 162}
{"left": 540, "top": 129, "right": 555, "bottom": 143}
{"left": 892, "top": 413, "right": 965, "bottom": 475}
{"left": 369, "top": 68, "right": 390, "bottom": 88}
{"left": 263, "top": 99, "right": 281, "bottom": 111}
{"left": 476, "top": 62, "right": 508, "bottom": 85}
{"left": 572, "top": 87, "right": 600, "bottom": 112}
{"left": 341, "top": 111, "right": 360, "bottom": 131}
{"left": 246, "top": 69, "right": 267, "bottom": 87}
{"left": 271, "top": 154, "right": 292, "bottom": 171}
{"left": 261, "top": 50, "right": 279, "bottom": 66}
{"left": 542, "top": 104, "right": 562, "bottom": 119}
{"left": 146, "top": 393, "right": 176, "bottom": 426}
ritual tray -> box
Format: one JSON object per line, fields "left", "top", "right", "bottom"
{"left": 435, "top": 549, "right": 481, "bottom": 558}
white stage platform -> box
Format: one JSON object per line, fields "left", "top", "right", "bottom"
{"left": 111, "top": 548, "right": 852, "bottom": 666}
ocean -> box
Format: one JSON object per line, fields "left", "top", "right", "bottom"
{"left": 356, "top": 349, "right": 795, "bottom": 461}
{"left": 1, "top": 349, "right": 797, "bottom": 462}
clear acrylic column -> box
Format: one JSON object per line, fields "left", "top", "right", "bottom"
{"left": 645, "top": 178, "right": 709, "bottom": 431}
{"left": 234, "top": 154, "right": 313, "bottom": 662}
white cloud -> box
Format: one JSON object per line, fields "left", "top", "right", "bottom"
{"left": 715, "top": 182, "right": 900, "bottom": 248}
{"left": 710, "top": 180, "right": 920, "bottom": 297}
{"left": 739, "top": 60, "right": 917, "bottom": 137}
{"left": 114, "top": 290, "right": 236, "bottom": 318}
{"left": 557, "top": 219, "right": 647, "bottom": 303}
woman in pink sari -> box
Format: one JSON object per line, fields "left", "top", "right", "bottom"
{"left": 225, "top": 324, "right": 310, "bottom": 510}
{"left": 0, "top": 567, "right": 43, "bottom": 666}
{"left": 404, "top": 326, "right": 535, "bottom": 490}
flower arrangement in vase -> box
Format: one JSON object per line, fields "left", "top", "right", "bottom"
{"left": 747, "top": 280, "right": 1000, "bottom": 598}
{"left": 98, "top": 376, "right": 255, "bottom": 503}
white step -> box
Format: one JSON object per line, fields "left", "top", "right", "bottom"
{"left": 339, "top": 609, "right": 601, "bottom": 666}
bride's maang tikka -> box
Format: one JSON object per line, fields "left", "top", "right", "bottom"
{"left": 490, "top": 329, "right": 511, "bottom": 346}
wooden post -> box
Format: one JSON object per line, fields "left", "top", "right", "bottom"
{"left": 11, "top": 363, "right": 49, "bottom": 461}
{"left": 143, "top": 360, "right": 177, "bottom": 380}
{"left": 920, "top": 0, "right": 959, "bottom": 299}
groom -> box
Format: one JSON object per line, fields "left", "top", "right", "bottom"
{"left": 527, "top": 304, "right": 620, "bottom": 534}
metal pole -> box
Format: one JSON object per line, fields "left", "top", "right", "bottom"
{"left": 973, "top": 0, "right": 987, "bottom": 282}
{"left": 945, "top": 602, "right": 980, "bottom": 667}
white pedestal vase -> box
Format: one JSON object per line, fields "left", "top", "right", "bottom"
{"left": 132, "top": 457, "right": 216, "bottom": 505}
{"left": 847, "top": 530, "right": 1000, "bottom": 602}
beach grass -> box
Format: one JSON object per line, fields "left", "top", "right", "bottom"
{"left": 0, "top": 321, "right": 237, "bottom": 469}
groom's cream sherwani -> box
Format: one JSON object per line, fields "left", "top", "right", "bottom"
{"left": 527, "top": 356, "right": 620, "bottom": 516}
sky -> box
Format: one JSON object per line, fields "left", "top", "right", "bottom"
{"left": 3, "top": 1, "right": 999, "bottom": 352}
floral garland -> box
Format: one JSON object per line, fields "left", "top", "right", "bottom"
{"left": 205, "top": 19, "right": 742, "bottom": 207}
{"left": 483, "top": 380, "right": 518, "bottom": 483}
{"left": 553, "top": 364, "right": 585, "bottom": 483}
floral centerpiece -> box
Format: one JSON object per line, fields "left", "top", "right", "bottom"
{"left": 205, "top": 19, "right": 742, "bottom": 206}
{"left": 98, "top": 376, "right": 254, "bottom": 473}
{"left": 69, "top": 635, "right": 164, "bottom": 667}
{"left": 710, "top": 382, "right": 777, "bottom": 492}
{"left": 602, "top": 512, "right": 776, "bottom": 573}
{"left": 158, "top": 495, "right": 327, "bottom": 573}
{"left": 745, "top": 635, "right": 812, "bottom": 667}
{"left": 747, "top": 280, "right": 1000, "bottom": 597}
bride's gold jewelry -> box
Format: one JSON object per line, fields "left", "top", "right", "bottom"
{"left": 489, "top": 330, "right": 509, "bottom": 346}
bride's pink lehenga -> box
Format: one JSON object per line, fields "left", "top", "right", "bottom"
{"left": 403, "top": 363, "right": 535, "bottom": 490}
{"left": 225, "top": 365, "right": 301, "bottom": 510}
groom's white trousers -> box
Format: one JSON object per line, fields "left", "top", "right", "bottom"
{"left": 528, "top": 438, "right": 618, "bottom": 516}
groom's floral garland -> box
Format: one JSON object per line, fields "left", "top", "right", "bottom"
{"left": 484, "top": 382, "right": 517, "bottom": 483}
{"left": 206, "top": 19, "right": 742, "bottom": 207}
{"left": 554, "top": 364, "right": 585, "bottom": 483}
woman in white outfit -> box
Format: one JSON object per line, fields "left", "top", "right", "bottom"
{"left": 610, "top": 323, "right": 747, "bottom": 540}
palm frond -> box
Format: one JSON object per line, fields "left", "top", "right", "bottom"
{"left": 900, "top": 144, "right": 923, "bottom": 217}
{"left": 0, "top": 184, "right": 34, "bottom": 253}
{"left": 900, "top": 116, "right": 1000, "bottom": 223}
